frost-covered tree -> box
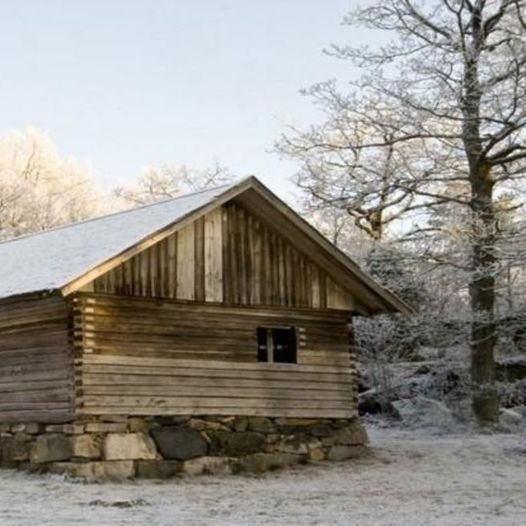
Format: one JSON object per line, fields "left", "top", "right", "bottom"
{"left": 0, "top": 128, "right": 101, "bottom": 240}
{"left": 280, "top": 1, "right": 526, "bottom": 424}
{"left": 114, "top": 162, "right": 234, "bottom": 206}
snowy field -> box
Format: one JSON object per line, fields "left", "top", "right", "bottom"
{"left": 0, "top": 428, "right": 525, "bottom": 526}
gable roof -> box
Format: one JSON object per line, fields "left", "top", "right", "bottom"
{"left": 0, "top": 176, "right": 413, "bottom": 315}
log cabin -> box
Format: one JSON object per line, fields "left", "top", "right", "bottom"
{"left": 0, "top": 176, "right": 411, "bottom": 478}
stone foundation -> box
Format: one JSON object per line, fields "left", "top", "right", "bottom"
{"left": 0, "top": 416, "right": 368, "bottom": 480}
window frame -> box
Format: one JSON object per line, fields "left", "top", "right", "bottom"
{"left": 256, "top": 326, "right": 297, "bottom": 364}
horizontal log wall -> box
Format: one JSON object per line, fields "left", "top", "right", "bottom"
{"left": 87, "top": 204, "right": 353, "bottom": 311}
{"left": 0, "top": 295, "right": 74, "bottom": 423}
{"left": 74, "top": 293, "right": 357, "bottom": 419}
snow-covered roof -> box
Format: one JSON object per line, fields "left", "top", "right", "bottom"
{"left": 0, "top": 181, "right": 236, "bottom": 300}
{"left": 0, "top": 176, "right": 413, "bottom": 314}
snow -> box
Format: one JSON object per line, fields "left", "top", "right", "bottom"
{"left": 0, "top": 183, "right": 235, "bottom": 299}
{"left": 1, "top": 428, "right": 525, "bottom": 525}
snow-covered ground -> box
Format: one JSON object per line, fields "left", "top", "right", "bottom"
{"left": 0, "top": 428, "right": 525, "bottom": 526}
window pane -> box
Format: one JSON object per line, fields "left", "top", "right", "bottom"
{"left": 257, "top": 327, "right": 268, "bottom": 362}
{"left": 272, "top": 328, "right": 297, "bottom": 363}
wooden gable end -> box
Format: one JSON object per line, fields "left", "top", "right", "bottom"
{"left": 82, "top": 201, "right": 354, "bottom": 311}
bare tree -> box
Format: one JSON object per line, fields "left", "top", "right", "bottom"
{"left": 280, "top": 1, "right": 526, "bottom": 424}
{"left": 114, "top": 162, "right": 234, "bottom": 207}
{"left": 0, "top": 128, "right": 101, "bottom": 240}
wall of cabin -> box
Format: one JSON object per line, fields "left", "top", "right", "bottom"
{"left": 73, "top": 293, "right": 358, "bottom": 419}
{"left": 84, "top": 202, "right": 354, "bottom": 311}
{"left": 0, "top": 295, "right": 74, "bottom": 423}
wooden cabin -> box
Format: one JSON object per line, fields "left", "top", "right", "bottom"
{"left": 0, "top": 177, "right": 411, "bottom": 477}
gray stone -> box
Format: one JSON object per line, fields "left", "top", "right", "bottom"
{"left": 56, "top": 461, "right": 136, "bottom": 480}
{"left": 30, "top": 434, "right": 72, "bottom": 464}
{"left": 238, "top": 453, "right": 302, "bottom": 473}
{"left": 151, "top": 427, "right": 208, "bottom": 460}
{"left": 189, "top": 418, "right": 229, "bottom": 432}
{"left": 101, "top": 415, "right": 129, "bottom": 423}
{"left": 25, "top": 423, "right": 44, "bottom": 435}
{"left": 71, "top": 435, "right": 101, "bottom": 459}
{"left": 209, "top": 431, "right": 265, "bottom": 456}
{"left": 86, "top": 422, "right": 127, "bottom": 433}
{"left": 1, "top": 439, "right": 29, "bottom": 463}
{"left": 333, "top": 421, "right": 369, "bottom": 446}
{"left": 103, "top": 433, "right": 157, "bottom": 460}
{"left": 62, "top": 424, "right": 86, "bottom": 435}
{"left": 275, "top": 418, "right": 320, "bottom": 427}
{"left": 308, "top": 447, "right": 325, "bottom": 462}
{"left": 247, "top": 417, "right": 275, "bottom": 433}
{"left": 275, "top": 436, "right": 309, "bottom": 455}
{"left": 128, "top": 418, "right": 152, "bottom": 433}
{"left": 233, "top": 417, "right": 248, "bottom": 432}
{"left": 308, "top": 424, "right": 336, "bottom": 438}
{"left": 327, "top": 445, "right": 368, "bottom": 461}
{"left": 182, "top": 456, "right": 235, "bottom": 476}
{"left": 136, "top": 460, "right": 181, "bottom": 479}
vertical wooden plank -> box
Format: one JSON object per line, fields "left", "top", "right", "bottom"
{"left": 139, "top": 250, "right": 147, "bottom": 296}
{"left": 221, "top": 206, "right": 232, "bottom": 304}
{"left": 292, "top": 249, "right": 300, "bottom": 307}
{"left": 278, "top": 237, "right": 286, "bottom": 306}
{"left": 194, "top": 217, "right": 205, "bottom": 302}
{"left": 312, "top": 264, "right": 321, "bottom": 308}
{"left": 253, "top": 218, "right": 262, "bottom": 305}
{"left": 270, "top": 232, "right": 279, "bottom": 305}
{"left": 167, "top": 232, "right": 177, "bottom": 298}
{"left": 177, "top": 223, "right": 195, "bottom": 300}
{"left": 245, "top": 212, "right": 253, "bottom": 305}
{"left": 284, "top": 244, "right": 292, "bottom": 307}
{"left": 204, "top": 209, "right": 224, "bottom": 303}
{"left": 298, "top": 254, "right": 306, "bottom": 307}
{"left": 148, "top": 245, "right": 156, "bottom": 296}
{"left": 262, "top": 226, "right": 271, "bottom": 305}
{"left": 305, "top": 260, "right": 313, "bottom": 308}
{"left": 238, "top": 206, "right": 248, "bottom": 305}
{"left": 319, "top": 270, "right": 327, "bottom": 309}
{"left": 229, "top": 204, "right": 239, "bottom": 304}
{"left": 123, "top": 259, "right": 133, "bottom": 296}
{"left": 158, "top": 238, "right": 167, "bottom": 297}
{"left": 327, "top": 282, "right": 354, "bottom": 310}
{"left": 154, "top": 241, "right": 162, "bottom": 297}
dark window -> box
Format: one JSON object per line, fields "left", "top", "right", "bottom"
{"left": 256, "top": 327, "right": 297, "bottom": 364}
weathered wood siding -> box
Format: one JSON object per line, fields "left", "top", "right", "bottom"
{"left": 0, "top": 295, "right": 74, "bottom": 423}
{"left": 73, "top": 293, "right": 358, "bottom": 419}
{"left": 87, "top": 203, "right": 353, "bottom": 310}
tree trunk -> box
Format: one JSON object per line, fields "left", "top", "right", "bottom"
{"left": 469, "top": 162, "right": 499, "bottom": 424}
{"left": 462, "top": 9, "right": 499, "bottom": 424}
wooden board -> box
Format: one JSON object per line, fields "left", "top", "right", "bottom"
{"left": 0, "top": 295, "right": 75, "bottom": 423}
{"left": 87, "top": 204, "right": 356, "bottom": 311}
{"left": 73, "top": 293, "right": 357, "bottom": 419}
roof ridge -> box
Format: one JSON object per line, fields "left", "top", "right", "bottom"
{"left": 0, "top": 182, "right": 235, "bottom": 247}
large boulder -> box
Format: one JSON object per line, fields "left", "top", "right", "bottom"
{"left": 151, "top": 427, "right": 208, "bottom": 460}
{"left": 71, "top": 434, "right": 101, "bottom": 459}
{"left": 392, "top": 396, "right": 456, "bottom": 430}
{"left": 209, "top": 431, "right": 265, "bottom": 456}
{"left": 333, "top": 421, "right": 369, "bottom": 446}
{"left": 136, "top": 460, "right": 181, "bottom": 479}
{"left": 30, "top": 434, "right": 72, "bottom": 464}
{"left": 359, "top": 389, "right": 399, "bottom": 417}
{"left": 238, "top": 452, "right": 302, "bottom": 473}
{"left": 103, "top": 433, "right": 157, "bottom": 460}
{"left": 181, "top": 456, "right": 235, "bottom": 476}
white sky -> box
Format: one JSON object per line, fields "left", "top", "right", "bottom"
{"left": 0, "top": 0, "right": 371, "bottom": 198}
